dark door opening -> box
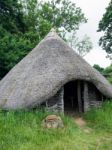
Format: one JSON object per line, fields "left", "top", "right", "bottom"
{"left": 64, "top": 80, "right": 84, "bottom": 113}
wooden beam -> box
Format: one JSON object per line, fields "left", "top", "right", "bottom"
{"left": 77, "top": 81, "right": 82, "bottom": 113}
{"left": 84, "top": 82, "right": 89, "bottom": 112}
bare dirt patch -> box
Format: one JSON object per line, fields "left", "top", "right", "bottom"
{"left": 65, "top": 111, "right": 92, "bottom": 133}
{"left": 74, "top": 117, "right": 92, "bottom": 133}
{"left": 74, "top": 117, "right": 86, "bottom": 127}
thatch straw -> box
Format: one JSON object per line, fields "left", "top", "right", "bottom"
{"left": 0, "top": 29, "right": 112, "bottom": 109}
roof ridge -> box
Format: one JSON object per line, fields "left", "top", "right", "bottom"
{"left": 45, "top": 28, "right": 59, "bottom": 39}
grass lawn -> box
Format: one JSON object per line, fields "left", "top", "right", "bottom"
{"left": 0, "top": 101, "right": 112, "bottom": 150}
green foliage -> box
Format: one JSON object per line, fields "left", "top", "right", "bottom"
{"left": 103, "top": 65, "right": 112, "bottom": 83}
{"left": 98, "top": 0, "right": 112, "bottom": 59}
{"left": 103, "top": 64, "right": 112, "bottom": 74}
{"left": 22, "top": 0, "right": 87, "bottom": 38}
{"left": 107, "top": 77, "right": 112, "bottom": 84}
{"left": 93, "top": 64, "right": 112, "bottom": 84}
{"left": 41, "top": 0, "right": 86, "bottom": 33}
{"left": 0, "top": 102, "right": 112, "bottom": 150}
{"left": 84, "top": 101, "right": 112, "bottom": 131}
{"left": 68, "top": 33, "right": 93, "bottom": 57}
{"left": 75, "top": 35, "right": 93, "bottom": 57}
{"left": 0, "top": 0, "right": 87, "bottom": 79}
{"left": 93, "top": 64, "right": 104, "bottom": 73}
{"left": 0, "top": 0, "right": 26, "bottom": 33}
{"left": 0, "top": 26, "right": 39, "bottom": 79}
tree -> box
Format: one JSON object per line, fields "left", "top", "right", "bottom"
{"left": 0, "top": 0, "right": 87, "bottom": 79}
{"left": 0, "top": 0, "right": 26, "bottom": 33}
{"left": 103, "top": 65, "right": 112, "bottom": 84}
{"left": 93, "top": 64, "right": 112, "bottom": 84}
{"left": 67, "top": 32, "right": 93, "bottom": 57}
{"left": 98, "top": 0, "right": 112, "bottom": 60}
{"left": 21, "top": 0, "right": 87, "bottom": 38}
{"left": 0, "top": 26, "right": 37, "bottom": 79}
{"left": 93, "top": 64, "right": 104, "bottom": 73}
{"left": 103, "top": 64, "right": 112, "bottom": 74}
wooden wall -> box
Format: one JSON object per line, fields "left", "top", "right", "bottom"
{"left": 41, "top": 81, "right": 103, "bottom": 113}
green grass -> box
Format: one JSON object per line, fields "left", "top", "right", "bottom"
{"left": 0, "top": 102, "right": 112, "bottom": 150}
{"left": 84, "top": 101, "right": 112, "bottom": 131}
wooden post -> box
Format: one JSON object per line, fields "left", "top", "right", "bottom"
{"left": 77, "top": 81, "right": 82, "bottom": 113}
{"left": 46, "top": 101, "right": 48, "bottom": 107}
{"left": 84, "top": 82, "right": 89, "bottom": 112}
{"left": 57, "top": 87, "right": 64, "bottom": 113}
{"left": 101, "top": 95, "right": 103, "bottom": 102}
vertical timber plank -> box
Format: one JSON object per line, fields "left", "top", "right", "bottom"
{"left": 57, "top": 87, "right": 64, "bottom": 113}
{"left": 101, "top": 95, "right": 103, "bottom": 102}
{"left": 77, "top": 81, "right": 82, "bottom": 113}
{"left": 84, "top": 82, "right": 89, "bottom": 111}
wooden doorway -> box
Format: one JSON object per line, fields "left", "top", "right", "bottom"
{"left": 64, "top": 80, "right": 84, "bottom": 113}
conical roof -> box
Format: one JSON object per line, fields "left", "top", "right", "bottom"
{"left": 0, "top": 29, "right": 112, "bottom": 109}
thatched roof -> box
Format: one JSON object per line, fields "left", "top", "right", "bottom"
{"left": 0, "top": 29, "right": 112, "bottom": 110}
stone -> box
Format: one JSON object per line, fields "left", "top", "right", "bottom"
{"left": 42, "top": 115, "right": 64, "bottom": 129}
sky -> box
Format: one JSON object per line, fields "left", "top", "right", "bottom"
{"left": 71, "top": 0, "right": 111, "bottom": 68}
